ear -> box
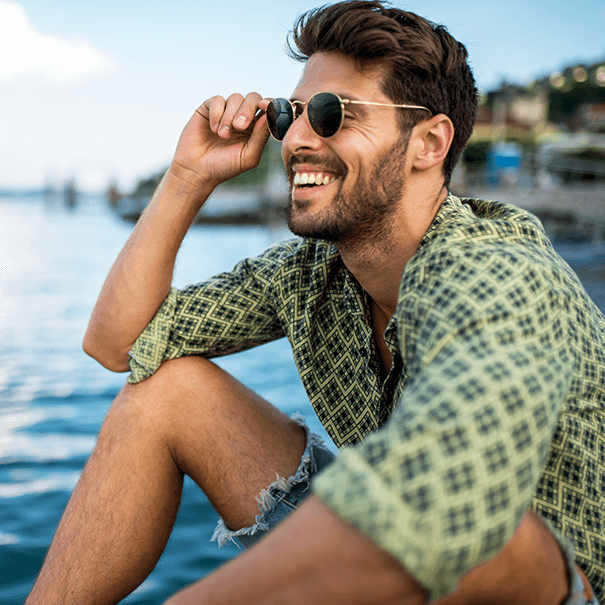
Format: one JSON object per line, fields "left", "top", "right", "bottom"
{"left": 411, "top": 114, "right": 454, "bottom": 171}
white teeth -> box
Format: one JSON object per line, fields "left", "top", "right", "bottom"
{"left": 293, "top": 171, "right": 336, "bottom": 187}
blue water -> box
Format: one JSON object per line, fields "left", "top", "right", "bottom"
{"left": 1, "top": 194, "right": 604, "bottom": 603}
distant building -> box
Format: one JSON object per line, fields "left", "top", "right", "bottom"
{"left": 578, "top": 103, "right": 605, "bottom": 133}
{"left": 470, "top": 92, "right": 558, "bottom": 147}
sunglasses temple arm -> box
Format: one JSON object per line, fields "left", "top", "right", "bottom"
{"left": 344, "top": 99, "right": 432, "bottom": 115}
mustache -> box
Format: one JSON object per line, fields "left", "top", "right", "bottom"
{"left": 286, "top": 154, "right": 348, "bottom": 179}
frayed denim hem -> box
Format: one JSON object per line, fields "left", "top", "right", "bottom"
{"left": 541, "top": 518, "right": 600, "bottom": 605}
{"left": 211, "top": 413, "right": 335, "bottom": 549}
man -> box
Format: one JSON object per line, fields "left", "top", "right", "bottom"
{"left": 27, "top": 2, "right": 603, "bottom": 604}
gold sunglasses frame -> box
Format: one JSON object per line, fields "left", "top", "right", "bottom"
{"left": 267, "top": 91, "right": 433, "bottom": 141}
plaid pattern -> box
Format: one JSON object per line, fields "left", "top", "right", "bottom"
{"left": 128, "top": 194, "right": 605, "bottom": 600}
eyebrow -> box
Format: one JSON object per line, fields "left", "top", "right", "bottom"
{"left": 337, "top": 92, "right": 364, "bottom": 102}
{"left": 290, "top": 91, "right": 364, "bottom": 103}
{"left": 289, "top": 92, "right": 372, "bottom": 117}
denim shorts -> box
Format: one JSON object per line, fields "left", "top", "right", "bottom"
{"left": 560, "top": 534, "right": 601, "bottom": 605}
{"left": 211, "top": 415, "right": 599, "bottom": 605}
{"left": 212, "top": 414, "right": 336, "bottom": 549}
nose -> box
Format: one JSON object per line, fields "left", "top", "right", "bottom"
{"left": 281, "top": 104, "right": 324, "bottom": 155}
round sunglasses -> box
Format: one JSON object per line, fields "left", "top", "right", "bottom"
{"left": 266, "top": 91, "right": 432, "bottom": 141}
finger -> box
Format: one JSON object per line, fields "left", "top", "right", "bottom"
{"left": 231, "top": 92, "right": 264, "bottom": 132}
{"left": 244, "top": 110, "right": 271, "bottom": 161}
{"left": 250, "top": 107, "right": 269, "bottom": 139}
{"left": 198, "top": 95, "right": 226, "bottom": 134}
{"left": 215, "top": 93, "right": 246, "bottom": 139}
{"left": 217, "top": 92, "right": 265, "bottom": 139}
{"left": 257, "top": 98, "right": 271, "bottom": 112}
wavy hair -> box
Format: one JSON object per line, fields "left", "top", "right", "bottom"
{"left": 287, "top": 1, "right": 478, "bottom": 186}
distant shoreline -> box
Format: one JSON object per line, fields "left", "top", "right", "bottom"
{"left": 0, "top": 189, "right": 48, "bottom": 198}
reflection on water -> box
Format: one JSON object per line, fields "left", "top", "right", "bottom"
{"left": 1, "top": 193, "right": 604, "bottom": 603}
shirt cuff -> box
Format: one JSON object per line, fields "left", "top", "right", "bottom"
{"left": 127, "top": 287, "right": 178, "bottom": 383}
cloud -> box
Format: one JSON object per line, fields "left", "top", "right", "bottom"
{"left": 0, "top": 1, "right": 115, "bottom": 84}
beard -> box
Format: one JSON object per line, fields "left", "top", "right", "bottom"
{"left": 286, "top": 132, "right": 411, "bottom": 249}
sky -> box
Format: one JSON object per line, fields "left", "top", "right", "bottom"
{"left": 1, "top": 0, "right": 604, "bottom": 192}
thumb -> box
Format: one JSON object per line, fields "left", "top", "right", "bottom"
{"left": 244, "top": 112, "right": 272, "bottom": 164}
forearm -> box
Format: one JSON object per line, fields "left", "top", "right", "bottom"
{"left": 164, "top": 496, "right": 427, "bottom": 605}
{"left": 164, "top": 499, "right": 568, "bottom": 605}
{"left": 83, "top": 94, "right": 270, "bottom": 372}
{"left": 431, "top": 510, "right": 569, "bottom": 605}
{"left": 83, "top": 169, "right": 214, "bottom": 371}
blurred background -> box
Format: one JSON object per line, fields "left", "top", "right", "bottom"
{"left": 1, "top": 0, "right": 604, "bottom": 603}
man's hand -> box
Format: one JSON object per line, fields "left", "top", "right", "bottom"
{"left": 169, "top": 93, "right": 272, "bottom": 194}
{"left": 82, "top": 92, "right": 272, "bottom": 370}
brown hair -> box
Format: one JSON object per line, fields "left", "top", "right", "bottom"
{"left": 287, "top": 0, "right": 478, "bottom": 187}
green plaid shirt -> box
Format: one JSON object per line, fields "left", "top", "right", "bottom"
{"left": 128, "top": 194, "right": 605, "bottom": 599}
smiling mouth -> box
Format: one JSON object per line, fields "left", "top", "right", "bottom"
{"left": 293, "top": 172, "right": 337, "bottom": 188}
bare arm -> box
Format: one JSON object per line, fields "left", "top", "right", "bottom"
{"left": 83, "top": 93, "right": 271, "bottom": 371}
{"left": 164, "top": 496, "right": 428, "bottom": 605}
{"left": 163, "top": 496, "right": 568, "bottom": 605}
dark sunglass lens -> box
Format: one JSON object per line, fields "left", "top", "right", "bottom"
{"left": 267, "top": 98, "right": 293, "bottom": 141}
{"left": 308, "top": 92, "right": 342, "bottom": 138}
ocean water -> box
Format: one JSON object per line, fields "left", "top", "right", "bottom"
{"left": 1, "top": 194, "right": 604, "bottom": 604}
{"left": 0, "top": 195, "right": 329, "bottom": 604}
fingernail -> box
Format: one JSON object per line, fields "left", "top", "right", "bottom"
{"left": 234, "top": 115, "right": 247, "bottom": 128}
{"left": 220, "top": 125, "right": 230, "bottom": 137}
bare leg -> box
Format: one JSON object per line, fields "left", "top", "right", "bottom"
{"left": 25, "top": 357, "right": 306, "bottom": 605}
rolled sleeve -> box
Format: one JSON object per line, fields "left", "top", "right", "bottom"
{"left": 126, "top": 248, "right": 293, "bottom": 383}
{"left": 128, "top": 287, "right": 178, "bottom": 383}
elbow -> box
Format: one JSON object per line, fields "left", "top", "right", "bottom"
{"left": 82, "top": 332, "right": 130, "bottom": 373}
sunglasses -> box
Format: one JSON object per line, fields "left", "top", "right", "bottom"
{"left": 266, "top": 91, "right": 432, "bottom": 141}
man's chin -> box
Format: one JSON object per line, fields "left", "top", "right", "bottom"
{"left": 286, "top": 208, "right": 344, "bottom": 242}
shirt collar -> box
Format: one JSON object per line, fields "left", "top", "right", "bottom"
{"left": 415, "top": 192, "right": 468, "bottom": 255}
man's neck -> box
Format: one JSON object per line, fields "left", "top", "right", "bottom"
{"left": 337, "top": 186, "right": 447, "bottom": 320}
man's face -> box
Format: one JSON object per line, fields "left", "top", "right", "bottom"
{"left": 281, "top": 52, "right": 411, "bottom": 245}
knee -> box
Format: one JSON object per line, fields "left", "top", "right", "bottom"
{"left": 149, "top": 355, "right": 218, "bottom": 387}
{"left": 125, "top": 356, "right": 216, "bottom": 400}
{"left": 108, "top": 357, "right": 216, "bottom": 436}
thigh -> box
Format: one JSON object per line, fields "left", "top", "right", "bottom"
{"left": 123, "top": 356, "right": 307, "bottom": 530}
